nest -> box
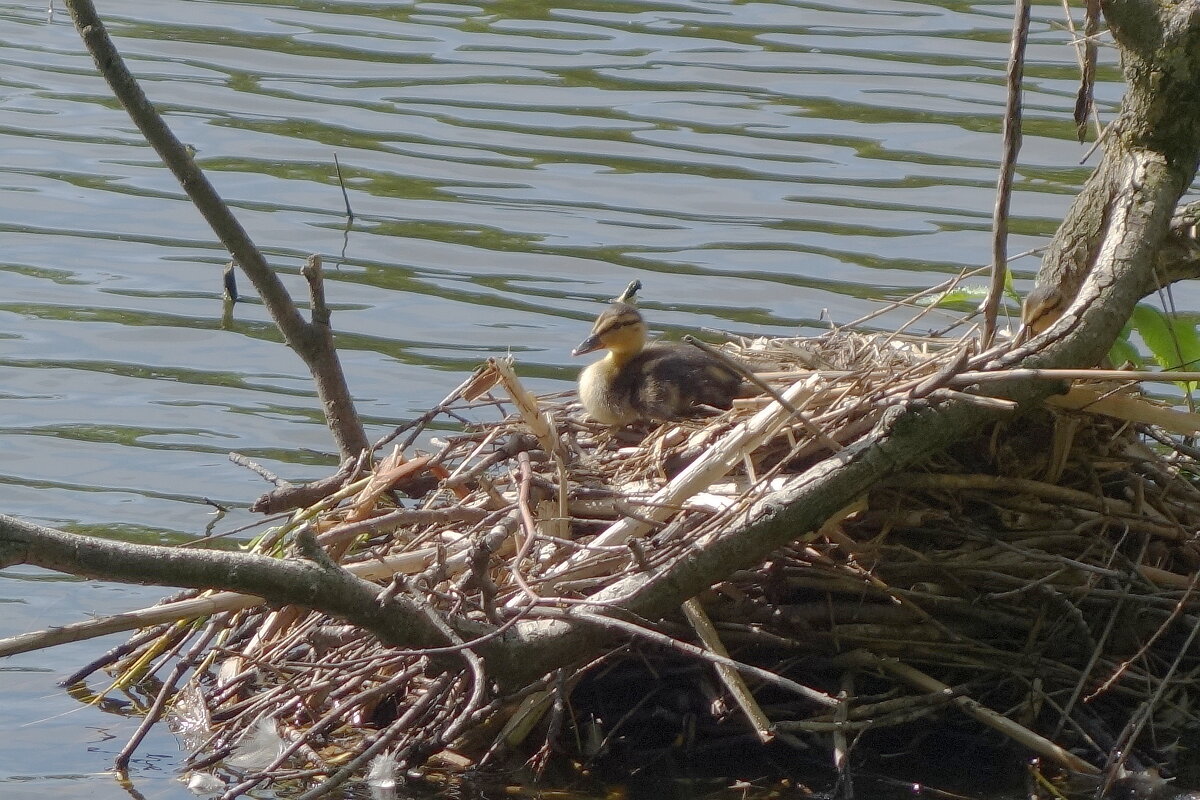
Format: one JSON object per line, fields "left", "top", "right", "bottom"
{"left": 80, "top": 326, "right": 1200, "bottom": 798}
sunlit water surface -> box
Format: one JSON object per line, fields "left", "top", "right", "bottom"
{"left": 0, "top": 0, "right": 1141, "bottom": 796}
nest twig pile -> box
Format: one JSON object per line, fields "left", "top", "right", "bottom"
{"left": 77, "top": 326, "right": 1200, "bottom": 798}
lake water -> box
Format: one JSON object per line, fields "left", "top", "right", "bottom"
{"left": 0, "top": 0, "right": 1148, "bottom": 797}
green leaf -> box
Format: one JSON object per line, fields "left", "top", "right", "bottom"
{"left": 1107, "top": 330, "right": 1142, "bottom": 369}
{"left": 1130, "top": 304, "right": 1200, "bottom": 391}
{"left": 1003, "top": 269, "right": 1019, "bottom": 303}
{"left": 919, "top": 286, "right": 988, "bottom": 308}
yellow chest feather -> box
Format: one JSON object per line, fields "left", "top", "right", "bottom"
{"left": 578, "top": 357, "right": 635, "bottom": 425}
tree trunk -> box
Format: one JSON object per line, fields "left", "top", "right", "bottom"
{"left": 1026, "top": 0, "right": 1200, "bottom": 352}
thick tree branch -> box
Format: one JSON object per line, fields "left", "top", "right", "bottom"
{"left": 1157, "top": 201, "right": 1200, "bottom": 283}
{"left": 491, "top": 2, "right": 1200, "bottom": 685}
{"left": 1028, "top": 0, "right": 1200, "bottom": 336}
{"left": 0, "top": 514, "right": 448, "bottom": 653}
{"left": 64, "top": 0, "right": 369, "bottom": 460}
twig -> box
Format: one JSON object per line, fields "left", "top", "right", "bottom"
{"left": 837, "top": 265, "right": 989, "bottom": 332}
{"left": 559, "top": 608, "right": 837, "bottom": 708}
{"left": 1090, "top": 568, "right": 1200, "bottom": 702}
{"left": 406, "top": 588, "right": 488, "bottom": 744}
{"left": 290, "top": 673, "right": 454, "bottom": 800}
{"left": 951, "top": 367, "right": 1200, "bottom": 384}
{"left": 114, "top": 623, "right": 221, "bottom": 770}
{"left": 332, "top": 153, "right": 354, "bottom": 221}
{"left": 229, "top": 452, "right": 283, "bottom": 485}
{"left": 832, "top": 671, "right": 854, "bottom": 799}
{"left": 1069, "top": 0, "right": 1103, "bottom": 142}
{"left": 373, "top": 366, "right": 492, "bottom": 452}
{"left": 200, "top": 517, "right": 290, "bottom": 552}
{"left": 1101, "top": 602, "right": 1200, "bottom": 792}
{"left": 301, "top": 255, "right": 330, "bottom": 327}
{"left": 837, "top": 650, "right": 1099, "bottom": 775}
{"left": 222, "top": 260, "right": 238, "bottom": 303}
{"left": 248, "top": 454, "right": 363, "bottom": 515}
{"left": 549, "top": 374, "right": 819, "bottom": 566}
{"left": 511, "top": 452, "right": 544, "bottom": 602}
{"left": 982, "top": 0, "right": 1030, "bottom": 347}
{"left": 681, "top": 597, "right": 774, "bottom": 743}
{"left": 1078, "top": 118, "right": 1113, "bottom": 164}
{"left": 684, "top": 335, "right": 842, "bottom": 452}
{"left": 315, "top": 506, "right": 489, "bottom": 548}
{"left": 57, "top": 624, "right": 171, "bottom": 687}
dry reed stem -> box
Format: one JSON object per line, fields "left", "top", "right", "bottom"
{"left": 681, "top": 596, "right": 774, "bottom": 743}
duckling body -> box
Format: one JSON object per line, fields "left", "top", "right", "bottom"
{"left": 573, "top": 301, "right": 742, "bottom": 425}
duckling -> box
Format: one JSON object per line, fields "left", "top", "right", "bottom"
{"left": 572, "top": 299, "right": 743, "bottom": 425}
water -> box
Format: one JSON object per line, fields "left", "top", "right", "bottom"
{"left": 0, "top": 0, "right": 1136, "bottom": 796}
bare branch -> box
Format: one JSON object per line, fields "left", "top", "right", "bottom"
{"left": 63, "top": 0, "right": 369, "bottom": 460}
{"left": 0, "top": 513, "right": 450, "bottom": 654}
{"left": 982, "top": 0, "right": 1029, "bottom": 346}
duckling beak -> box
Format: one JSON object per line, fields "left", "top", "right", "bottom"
{"left": 571, "top": 334, "right": 602, "bottom": 357}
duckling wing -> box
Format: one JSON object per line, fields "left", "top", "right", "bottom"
{"left": 621, "top": 344, "right": 742, "bottom": 421}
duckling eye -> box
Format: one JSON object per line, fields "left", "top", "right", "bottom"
{"left": 597, "top": 318, "right": 640, "bottom": 336}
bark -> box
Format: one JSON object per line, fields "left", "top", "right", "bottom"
{"left": 1028, "top": 0, "right": 1200, "bottom": 341}
{"left": 982, "top": 0, "right": 1029, "bottom": 347}
{"left": 0, "top": 514, "right": 451, "bottom": 654}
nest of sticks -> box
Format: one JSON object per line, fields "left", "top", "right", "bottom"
{"left": 77, "top": 324, "right": 1200, "bottom": 798}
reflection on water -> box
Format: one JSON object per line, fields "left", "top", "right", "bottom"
{"left": 0, "top": 0, "right": 1120, "bottom": 795}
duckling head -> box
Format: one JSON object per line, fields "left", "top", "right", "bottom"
{"left": 571, "top": 302, "right": 647, "bottom": 363}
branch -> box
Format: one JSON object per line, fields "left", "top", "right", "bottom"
{"left": 0, "top": 152, "right": 1188, "bottom": 688}
{"left": 486, "top": 399, "right": 1016, "bottom": 687}
{"left": 982, "top": 0, "right": 1029, "bottom": 346}
{"left": 0, "top": 514, "right": 448, "bottom": 653}
{"left": 1156, "top": 201, "right": 1200, "bottom": 284}
{"left": 4, "top": 143, "right": 1192, "bottom": 686}
{"left": 1103, "top": 0, "right": 1166, "bottom": 59}
{"left": 64, "top": 0, "right": 369, "bottom": 460}
{"left": 1029, "top": 0, "right": 1200, "bottom": 337}
{"left": 492, "top": 59, "right": 1200, "bottom": 688}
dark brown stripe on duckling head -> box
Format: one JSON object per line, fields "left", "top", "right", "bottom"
{"left": 573, "top": 302, "right": 646, "bottom": 356}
